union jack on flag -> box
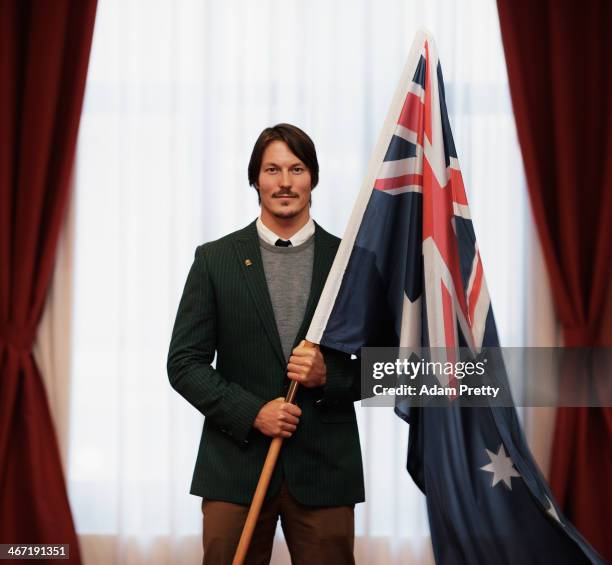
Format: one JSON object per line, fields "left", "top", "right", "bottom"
{"left": 306, "top": 30, "right": 602, "bottom": 564}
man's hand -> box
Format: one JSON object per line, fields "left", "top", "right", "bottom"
{"left": 253, "top": 397, "right": 302, "bottom": 438}
{"left": 287, "top": 340, "right": 327, "bottom": 388}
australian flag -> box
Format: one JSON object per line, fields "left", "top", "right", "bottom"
{"left": 306, "top": 30, "right": 602, "bottom": 564}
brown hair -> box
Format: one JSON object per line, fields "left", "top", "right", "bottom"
{"left": 248, "top": 123, "right": 319, "bottom": 201}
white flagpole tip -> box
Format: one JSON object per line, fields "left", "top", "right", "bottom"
{"left": 413, "top": 28, "right": 439, "bottom": 56}
{"left": 416, "top": 27, "right": 434, "bottom": 39}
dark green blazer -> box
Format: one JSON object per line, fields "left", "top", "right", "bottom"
{"left": 167, "top": 220, "right": 364, "bottom": 506}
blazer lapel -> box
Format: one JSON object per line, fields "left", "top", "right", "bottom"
{"left": 292, "top": 222, "right": 339, "bottom": 348}
{"left": 233, "top": 221, "right": 286, "bottom": 368}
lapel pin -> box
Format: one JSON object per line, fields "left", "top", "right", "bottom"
{"left": 244, "top": 259, "right": 253, "bottom": 266}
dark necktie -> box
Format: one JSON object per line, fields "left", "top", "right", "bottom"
{"left": 275, "top": 239, "right": 292, "bottom": 247}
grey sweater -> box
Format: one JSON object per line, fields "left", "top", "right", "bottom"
{"left": 259, "top": 235, "right": 315, "bottom": 361}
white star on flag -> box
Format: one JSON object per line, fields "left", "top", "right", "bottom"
{"left": 480, "top": 444, "right": 521, "bottom": 489}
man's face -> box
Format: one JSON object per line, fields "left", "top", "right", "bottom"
{"left": 257, "top": 140, "right": 312, "bottom": 221}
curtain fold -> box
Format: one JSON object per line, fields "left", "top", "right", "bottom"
{"left": 33, "top": 182, "right": 77, "bottom": 474}
{"left": 496, "top": 0, "right": 612, "bottom": 560}
{"left": 0, "top": 0, "right": 97, "bottom": 559}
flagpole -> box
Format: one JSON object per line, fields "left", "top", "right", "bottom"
{"left": 232, "top": 341, "right": 314, "bottom": 565}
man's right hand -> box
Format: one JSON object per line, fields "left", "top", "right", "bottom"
{"left": 253, "top": 397, "right": 302, "bottom": 438}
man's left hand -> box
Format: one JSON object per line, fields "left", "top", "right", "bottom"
{"left": 287, "top": 340, "right": 327, "bottom": 388}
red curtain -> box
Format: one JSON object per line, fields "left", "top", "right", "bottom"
{"left": 497, "top": 0, "right": 612, "bottom": 560}
{"left": 0, "top": 0, "right": 97, "bottom": 561}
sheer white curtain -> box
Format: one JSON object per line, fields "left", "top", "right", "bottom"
{"left": 69, "top": 1, "right": 527, "bottom": 563}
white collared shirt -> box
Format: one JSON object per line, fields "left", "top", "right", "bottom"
{"left": 256, "top": 216, "right": 315, "bottom": 247}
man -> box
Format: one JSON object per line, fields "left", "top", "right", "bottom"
{"left": 167, "top": 123, "right": 363, "bottom": 565}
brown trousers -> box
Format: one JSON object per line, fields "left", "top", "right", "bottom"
{"left": 202, "top": 482, "right": 355, "bottom": 565}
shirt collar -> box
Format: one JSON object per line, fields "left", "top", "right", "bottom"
{"left": 256, "top": 216, "right": 315, "bottom": 247}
